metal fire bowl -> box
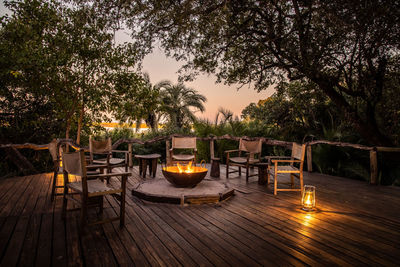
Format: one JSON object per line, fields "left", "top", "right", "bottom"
{"left": 162, "top": 166, "right": 208, "bottom": 188}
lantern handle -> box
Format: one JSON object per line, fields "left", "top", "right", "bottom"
{"left": 200, "top": 160, "right": 206, "bottom": 169}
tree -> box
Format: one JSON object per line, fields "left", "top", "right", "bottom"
{"left": 112, "top": 0, "right": 400, "bottom": 146}
{"left": 113, "top": 72, "right": 164, "bottom": 131}
{"left": 0, "top": 0, "right": 143, "bottom": 143}
{"left": 241, "top": 80, "right": 344, "bottom": 142}
{"left": 158, "top": 82, "right": 206, "bottom": 129}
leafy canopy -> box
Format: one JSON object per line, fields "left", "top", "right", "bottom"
{"left": 97, "top": 0, "right": 400, "bottom": 146}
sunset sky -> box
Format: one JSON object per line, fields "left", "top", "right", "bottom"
{"left": 1, "top": 3, "right": 275, "bottom": 121}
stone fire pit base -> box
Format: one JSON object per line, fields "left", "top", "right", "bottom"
{"left": 132, "top": 179, "right": 234, "bottom": 205}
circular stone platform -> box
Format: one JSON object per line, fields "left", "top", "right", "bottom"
{"left": 132, "top": 179, "right": 235, "bottom": 205}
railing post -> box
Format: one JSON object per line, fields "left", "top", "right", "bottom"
{"left": 370, "top": 148, "right": 378, "bottom": 185}
{"left": 128, "top": 143, "right": 133, "bottom": 168}
{"left": 307, "top": 144, "right": 313, "bottom": 172}
{"left": 166, "top": 140, "right": 171, "bottom": 165}
{"left": 210, "top": 137, "right": 215, "bottom": 162}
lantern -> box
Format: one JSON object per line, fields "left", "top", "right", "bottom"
{"left": 302, "top": 185, "right": 316, "bottom": 211}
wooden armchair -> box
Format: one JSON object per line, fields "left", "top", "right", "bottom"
{"left": 89, "top": 137, "right": 128, "bottom": 173}
{"left": 266, "top": 143, "right": 306, "bottom": 195}
{"left": 169, "top": 136, "right": 197, "bottom": 165}
{"left": 61, "top": 149, "right": 131, "bottom": 229}
{"left": 50, "top": 139, "right": 105, "bottom": 201}
{"left": 225, "top": 138, "right": 262, "bottom": 181}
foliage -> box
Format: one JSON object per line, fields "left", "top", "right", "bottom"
{"left": 242, "top": 80, "right": 352, "bottom": 142}
{"left": 158, "top": 82, "right": 207, "bottom": 129}
{"left": 0, "top": 0, "right": 143, "bottom": 144}
{"left": 110, "top": 0, "right": 400, "bottom": 146}
{"left": 113, "top": 73, "right": 163, "bottom": 131}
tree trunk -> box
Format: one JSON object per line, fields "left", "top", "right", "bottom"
{"left": 65, "top": 118, "right": 71, "bottom": 152}
{"left": 76, "top": 104, "right": 84, "bottom": 145}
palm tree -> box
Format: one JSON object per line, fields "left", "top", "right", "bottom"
{"left": 215, "top": 107, "right": 234, "bottom": 125}
{"left": 159, "top": 82, "right": 207, "bottom": 128}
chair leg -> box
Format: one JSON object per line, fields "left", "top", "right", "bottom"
{"left": 246, "top": 166, "right": 249, "bottom": 182}
{"left": 300, "top": 172, "right": 304, "bottom": 194}
{"left": 226, "top": 162, "right": 229, "bottom": 178}
{"left": 51, "top": 171, "right": 57, "bottom": 202}
{"left": 120, "top": 193, "right": 126, "bottom": 228}
{"left": 238, "top": 166, "right": 241, "bottom": 176}
{"left": 274, "top": 168, "right": 278, "bottom": 195}
{"left": 62, "top": 186, "right": 68, "bottom": 220}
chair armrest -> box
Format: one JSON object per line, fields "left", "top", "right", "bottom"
{"left": 265, "top": 156, "right": 291, "bottom": 160}
{"left": 271, "top": 159, "right": 302, "bottom": 164}
{"left": 265, "top": 156, "right": 291, "bottom": 164}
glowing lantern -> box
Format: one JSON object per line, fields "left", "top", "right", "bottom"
{"left": 302, "top": 185, "right": 316, "bottom": 211}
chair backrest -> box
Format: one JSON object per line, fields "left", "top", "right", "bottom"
{"left": 239, "top": 139, "right": 262, "bottom": 154}
{"left": 62, "top": 150, "right": 87, "bottom": 177}
{"left": 172, "top": 136, "right": 197, "bottom": 150}
{"left": 291, "top": 143, "right": 306, "bottom": 162}
{"left": 89, "top": 137, "right": 112, "bottom": 154}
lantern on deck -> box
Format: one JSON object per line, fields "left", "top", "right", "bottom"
{"left": 302, "top": 185, "right": 316, "bottom": 211}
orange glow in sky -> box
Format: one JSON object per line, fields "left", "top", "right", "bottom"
{"left": 142, "top": 47, "right": 275, "bottom": 120}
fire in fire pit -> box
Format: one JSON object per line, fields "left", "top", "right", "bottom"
{"left": 162, "top": 161, "right": 208, "bottom": 187}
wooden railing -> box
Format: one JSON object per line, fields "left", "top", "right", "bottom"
{"left": 2, "top": 135, "right": 400, "bottom": 184}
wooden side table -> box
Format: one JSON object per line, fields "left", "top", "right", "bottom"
{"left": 255, "top": 163, "right": 269, "bottom": 185}
{"left": 135, "top": 154, "right": 161, "bottom": 178}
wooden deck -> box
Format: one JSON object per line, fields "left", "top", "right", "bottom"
{"left": 1, "top": 164, "right": 400, "bottom": 266}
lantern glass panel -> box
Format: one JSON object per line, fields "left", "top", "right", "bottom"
{"left": 302, "top": 185, "right": 316, "bottom": 211}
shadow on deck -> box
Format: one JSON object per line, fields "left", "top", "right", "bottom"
{"left": 0, "top": 164, "right": 399, "bottom": 266}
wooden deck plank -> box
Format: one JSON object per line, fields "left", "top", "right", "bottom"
{"left": 168, "top": 203, "right": 261, "bottom": 266}
{"left": 18, "top": 174, "right": 50, "bottom": 266}
{"left": 148, "top": 204, "right": 228, "bottom": 266}
{"left": 107, "top": 194, "right": 181, "bottom": 266}
{"left": 1, "top": 174, "right": 47, "bottom": 266}
{"left": 128, "top": 201, "right": 200, "bottom": 266}
{"left": 0, "top": 164, "right": 399, "bottom": 266}
{"left": 235, "top": 192, "right": 400, "bottom": 266}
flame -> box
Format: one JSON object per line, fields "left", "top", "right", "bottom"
{"left": 177, "top": 161, "right": 194, "bottom": 173}
{"left": 303, "top": 192, "right": 313, "bottom": 208}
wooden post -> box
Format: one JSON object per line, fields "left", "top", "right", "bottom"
{"left": 370, "top": 149, "right": 378, "bottom": 185}
{"left": 128, "top": 143, "right": 133, "bottom": 168}
{"left": 166, "top": 140, "right": 171, "bottom": 165}
{"left": 210, "top": 137, "right": 215, "bottom": 161}
{"left": 307, "top": 145, "right": 313, "bottom": 172}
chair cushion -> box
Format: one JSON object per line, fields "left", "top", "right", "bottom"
{"left": 269, "top": 165, "right": 300, "bottom": 174}
{"left": 229, "top": 157, "right": 260, "bottom": 164}
{"left": 67, "top": 179, "right": 122, "bottom": 197}
{"left": 93, "top": 158, "right": 125, "bottom": 165}
{"left": 172, "top": 154, "right": 195, "bottom": 161}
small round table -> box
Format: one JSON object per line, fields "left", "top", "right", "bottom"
{"left": 210, "top": 157, "right": 220, "bottom": 178}
{"left": 135, "top": 154, "right": 161, "bottom": 178}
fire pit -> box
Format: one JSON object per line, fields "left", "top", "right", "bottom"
{"left": 162, "top": 161, "right": 208, "bottom": 187}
